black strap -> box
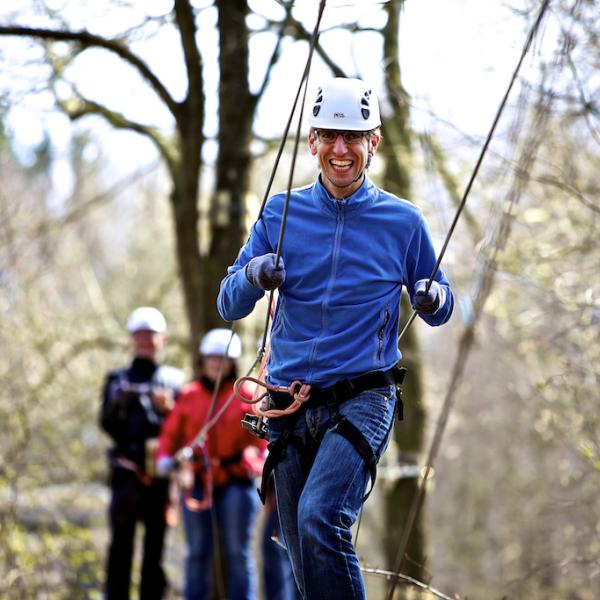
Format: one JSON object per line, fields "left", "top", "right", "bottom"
{"left": 258, "top": 422, "right": 303, "bottom": 504}
{"left": 330, "top": 417, "right": 379, "bottom": 501}
{"left": 310, "top": 365, "right": 406, "bottom": 405}
{"left": 270, "top": 365, "right": 407, "bottom": 410}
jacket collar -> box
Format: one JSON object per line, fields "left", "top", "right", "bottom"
{"left": 130, "top": 357, "right": 158, "bottom": 380}
{"left": 312, "top": 175, "right": 377, "bottom": 216}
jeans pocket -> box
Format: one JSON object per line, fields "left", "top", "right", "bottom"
{"left": 367, "top": 384, "right": 395, "bottom": 402}
{"left": 341, "top": 387, "right": 396, "bottom": 453}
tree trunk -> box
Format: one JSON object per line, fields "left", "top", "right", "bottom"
{"left": 380, "top": 0, "right": 427, "bottom": 587}
{"left": 206, "top": 0, "right": 256, "bottom": 331}
{"left": 171, "top": 0, "right": 206, "bottom": 361}
{"left": 171, "top": 179, "right": 204, "bottom": 362}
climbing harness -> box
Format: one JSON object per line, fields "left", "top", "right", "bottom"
{"left": 255, "top": 366, "right": 406, "bottom": 505}
{"left": 177, "top": 445, "right": 213, "bottom": 512}
{"left": 110, "top": 454, "right": 152, "bottom": 486}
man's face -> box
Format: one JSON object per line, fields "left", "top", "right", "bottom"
{"left": 308, "top": 128, "right": 380, "bottom": 199}
{"left": 131, "top": 329, "right": 165, "bottom": 361}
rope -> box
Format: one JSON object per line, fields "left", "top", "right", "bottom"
{"left": 259, "top": 0, "right": 327, "bottom": 356}
{"left": 396, "top": 0, "right": 553, "bottom": 344}
{"left": 386, "top": 4, "right": 553, "bottom": 597}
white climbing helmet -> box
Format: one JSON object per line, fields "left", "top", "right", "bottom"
{"left": 308, "top": 77, "right": 381, "bottom": 131}
{"left": 199, "top": 328, "right": 242, "bottom": 359}
{"left": 126, "top": 307, "right": 167, "bottom": 333}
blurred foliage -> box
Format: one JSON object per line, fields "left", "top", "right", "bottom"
{"left": 0, "top": 125, "right": 188, "bottom": 596}
{"left": 420, "top": 5, "right": 600, "bottom": 594}
{"left": 0, "top": 516, "right": 102, "bottom": 599}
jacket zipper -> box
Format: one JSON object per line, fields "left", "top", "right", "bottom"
{"left": 377, "top": 308, "right": 390, "bottom": 360}
{"left": 308, "top": 200, "right": 345, "bottom": 380}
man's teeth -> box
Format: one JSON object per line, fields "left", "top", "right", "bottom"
{"left": 331, "top": 160, "right": 352, "bottom": 167}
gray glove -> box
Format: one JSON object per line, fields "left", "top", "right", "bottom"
{"left": 413, "top": 279, "right": 443, "bottom": 315}
{"left": 155, "top": 456, "right": 175, "bottom": 477}
{"left": 245, "top": 254, "right": 286, "bottom": 291}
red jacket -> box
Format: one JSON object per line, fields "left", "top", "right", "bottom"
{"left": 157, "top": 379, "right": 267, "bottom": 487}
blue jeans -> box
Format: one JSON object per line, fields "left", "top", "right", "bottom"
{"left": 181, "top": 480, "right": 260, "bottom": 600}
{"left": 262, "top": 492, "right": 302, "bottom": 600}
{"left": 269, "top": 386, "right": 396, "bottom": 600}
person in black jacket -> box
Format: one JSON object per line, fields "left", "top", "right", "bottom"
{"left": 100, "top": 306, "right": 184, "bottom": 600}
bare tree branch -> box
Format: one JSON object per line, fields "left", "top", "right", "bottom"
{"left": 57, "top": 95, "right": 178, "bottom": 172}
{"left": 361, "top": 565, "right": 459, "bottom": 600}
{"left": 254, "top": 3, "right": 292, "bottom": 101}
{"left": 417, "top": 131, "right": 482, "bottom": 242}
{"left": 535, "top": 174, "right": 600, "bottom": 214}
{"left": 282, "top": 15, "right": 346, "bottom": 77}
{"left": 173, "top": 0, "right": 203, "bottom": 123}
{"left": 0, "top": 25, "right": 179, "bottom": 116}
{"left": 29, "top": 161, "right": 161, "bottom": 241}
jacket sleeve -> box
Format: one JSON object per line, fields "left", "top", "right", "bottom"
{"left": 99, "top": 371, "right": 129, "bottom": 441}
{"left": 405, "top": 214, "right": 454, "bottom": 327}
{"left": 156, "top": 397, "right": 186, "bottom": 459}
{"left": 217, "top": 215, "right": 273, "bottom": 322}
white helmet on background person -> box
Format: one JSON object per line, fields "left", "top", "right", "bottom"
{"left": 199, "top": 328, "right": 242, "bottom": 359}
{"left": 126, "top": 307, "right": 167, "bottom": 333}
{"left": 308, "top": 77, "right": 381, "bottom": 132}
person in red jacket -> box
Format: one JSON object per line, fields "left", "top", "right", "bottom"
{"left": 156, "top": 328, "right": 266, "bottom": 600}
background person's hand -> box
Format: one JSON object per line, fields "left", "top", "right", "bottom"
{"left": 155, "top": 456, "right": 175, "bottom": 477}
{"left": 413, "top": 279, "right": 443, "bottom": 315}
{"left": 245, "top": 254, "right": 286, "bottom": 291}
{"left": 152, "top": 388, "right": 175, "bottom": 414}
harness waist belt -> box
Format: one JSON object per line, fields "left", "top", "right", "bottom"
{"left": 269, "top": 365, "right": 406, "bottom": 410}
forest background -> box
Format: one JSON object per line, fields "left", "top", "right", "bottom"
{"left": 0, "top": 0, "right": 598, "bottom": 598}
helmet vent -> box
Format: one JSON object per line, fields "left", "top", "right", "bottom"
{"left": 361, "top": 90, "right": 372, "bottom": 120}
{"left": 313, "top": 88, "right": 323, "bottom": 117}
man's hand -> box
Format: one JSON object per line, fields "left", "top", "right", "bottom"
{"left": 152, "top": 388, "right": 175, "bottom": 414}
{"left": 245, "top": 254, "right": 286, "bottom": 291}
{"left": 413, "top": 279, "right": 443, "bottom": 315}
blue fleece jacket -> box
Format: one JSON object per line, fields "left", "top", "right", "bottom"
{"left": 218, "top": 177, "right": 453, "bottom": 387}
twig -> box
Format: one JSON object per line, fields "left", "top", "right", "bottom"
{"left": 362, "top": 566, "right": 459, "bottom": 600}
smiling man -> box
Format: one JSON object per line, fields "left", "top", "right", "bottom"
{"left": 218, "top": 78, "right": 454, "bottom": 600}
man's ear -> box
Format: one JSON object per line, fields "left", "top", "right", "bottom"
{"left": 369, "top": 132, "right": 382, "bottom": 155}
{"left": 308, "top": 129, "right": 318, "bottom": 156}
